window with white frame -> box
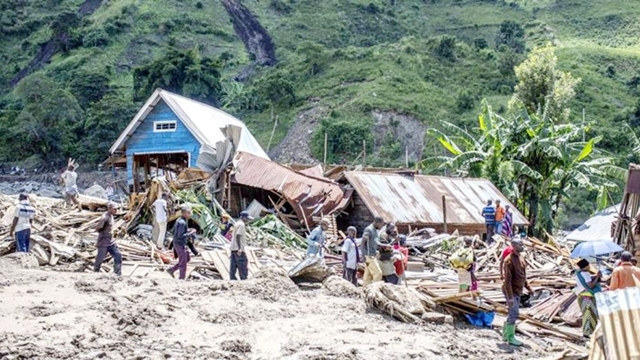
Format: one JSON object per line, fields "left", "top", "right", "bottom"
{"left": 154, "top": 121, "right": 177, "bottom": 132}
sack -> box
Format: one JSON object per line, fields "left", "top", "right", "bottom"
{"left": 449, "top": 248, "right": 474, "bottom": 269}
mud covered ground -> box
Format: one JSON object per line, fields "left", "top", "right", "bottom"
{"left": 0, "top": 256, "right": 570, "bottom": 360}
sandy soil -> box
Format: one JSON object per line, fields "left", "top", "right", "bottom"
{"left": 0, "top": 256, "right": 564, "bottom": 360}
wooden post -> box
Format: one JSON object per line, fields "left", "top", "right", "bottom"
{"left": 442, "top": 195, "right": 447, "bottom": 234}
{"left": 323, "top": 132, "right": 328, "bottom": 165}
{"left": 405, "top": 147, "right": 409, "bottom": 168}
{"left": 363, "top": 140, "right": 367, "bottom": 168}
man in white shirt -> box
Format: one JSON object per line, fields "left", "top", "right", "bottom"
{"left": 61, "top": 164, "right": 80, "bottom": 209}
{"left": 230, "top": 211, "right": 253, "bottom": 280}
{"left": 342, "top": 226, "right": 360, "bottom": 286}
{"left": 10, "top": 194, "right": 36, "bottom": 252}
{"left": 151, "top": 194, "right": 169, "bottom": 249}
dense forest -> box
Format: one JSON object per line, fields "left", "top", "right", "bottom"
{"left": 2, "top": 0, "right": 640, "bottom": 228}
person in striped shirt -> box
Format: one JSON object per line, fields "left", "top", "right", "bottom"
{"left": 10, "top": 194, "right": 36, "bottom": 252}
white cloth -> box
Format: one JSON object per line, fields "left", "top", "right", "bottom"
{"left": 457, "top": 268, "right": 472, "bottom": 286}
{"left": 341, "top": 237, "right": 358, "bottom": 270}
{"left": 231, "top": 220, "right": 246, "bottom": 251}
{"left": 61, "top": 170, "right": 78, "bottom": 192}
{"left": 14, "top": 200, "right": 35, "bottom": 233}
{"left": 574, "top": 271, "right": 593, "bottom": 294}
{"left": 152, "top": 199, "right": 168, "bottom": 222}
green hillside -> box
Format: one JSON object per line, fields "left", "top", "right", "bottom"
{"left": 2, "top": 0, "right": 640, "bottom": 225}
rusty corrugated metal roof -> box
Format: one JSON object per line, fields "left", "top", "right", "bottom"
{"left": 231, "top": 152, "right": 346, "bottom": 226}
{"left": 344, "top": 171, "right": 528, "bottom": 226}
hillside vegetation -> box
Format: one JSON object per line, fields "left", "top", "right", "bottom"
{"left": 2, "top": 0, "right": 640, "bottom": 226}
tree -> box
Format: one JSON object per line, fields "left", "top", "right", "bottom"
{"left": 496, "top": 20, "right": 525, "bottom": 53}
{"left": 133, "top": 48, "right": 222, "bottom": 106}
{"left": 254, "top": 71, "right": 296, "bottom": 107}
{"left": 512, "top": 45, "right": 581, "bottom": 121}
{"left": 427, "top": 100, "right": 624, "bottom": 236}
{"left": 69, "top": 71, "right": 110, "bottom": 108}
{"left": 296, "top": 41, "right": 331, "bottom": 76}
{"left": 11, "top": 73, "right": 83, "bottom": 164}
{"left": 81, "top": 91, "right": 137, "bottom": 164}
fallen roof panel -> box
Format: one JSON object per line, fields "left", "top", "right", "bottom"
{"left": 231, "top": 152, "right": 346, "bottom": 226}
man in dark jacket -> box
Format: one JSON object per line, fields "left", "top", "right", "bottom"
{"left": 167, "top": 205, "right": 196, "bottom": 280}
{"left": 94, "top": 202, "right": 122, "bottom": 276}
{"left": 502, "top": 238, "right": 533, "bottom": 346}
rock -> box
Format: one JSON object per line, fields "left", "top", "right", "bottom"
{"left": 83, "top": 184, "right": 107, "bottom": 199}
{"left": 422, "top": 312, "right": 454, "bottom": 324}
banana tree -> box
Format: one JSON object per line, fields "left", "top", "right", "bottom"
{"left": 427, "top": 99, "right": 625, "bottom": 237}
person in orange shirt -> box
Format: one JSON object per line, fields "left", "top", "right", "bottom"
{"left": 610, "top": 252, "right": 640, "bottom": 291}
{"left": 494, "top": 199, "right": 506, "bottom": 235}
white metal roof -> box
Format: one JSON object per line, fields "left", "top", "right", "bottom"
{"left": 344, "top": 172, "right": 528, "bottom": 226}
{"left": 565, "top": 204, "right": 620, "bottom": 243}
{"left": 109, "top": 89, "right": 269, "bottom": 160}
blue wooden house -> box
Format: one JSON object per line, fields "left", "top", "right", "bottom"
{"left": 108, "top": 89, "right": 268, "bottom": 191}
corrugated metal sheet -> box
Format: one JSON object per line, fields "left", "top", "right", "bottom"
{"left": 595, "top": 287, "right": 640, "bottom": 359}
{"left": 110, "top": 89, "right": 269, "bottom": 160}
{"left": 565, "top": 205, "right": 619, "bottom": 243}
{"left": 231, "top": 152, "right": 346, "bottom": 226}
{"left": 343, "top": 171, "right": 528, "bottom": 226}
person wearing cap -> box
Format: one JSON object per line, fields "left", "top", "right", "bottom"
{"left": 341, "top": 226, "right": 360, "bottom": 286}
{"left": 94, "top": 202, "right": 122, "bottom": 276}
{"left": 220, "top": 214, "right": 233, "bottom": 241}
{"left": 167, "top": 205, "right": 196, "bottom": 279}
{"left": 610, "top": 251, "right": 640, "bottom": 291}
{"left": 307, "top": 218, "right": 330, "bottom": 257}
{"left": 574, "top": 259, "right": 601, "bottom": 337}
{"left": 230, "top": 211, "right": 253, "bottom": 280}
{"left": 151, "top": 193, "right": 169, "bottom": 249}
{"left": 361, "top": 217, "right": 385, "bottom": 286}
{"left": 502, "top": 238, "right": 533, "bottom": 346}
{"left": 10, "top": 194, "right": 36, "bottom": 252}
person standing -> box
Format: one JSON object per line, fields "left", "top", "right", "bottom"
{"left": 393, "top": 235, "right": 409, "bottom": 285}
{"left": 307, "top": 218, "right": 330, "bottom": 257}
{"left": 9, "top": 194, "right": 35, "bottom": 252}
{"left": 502, "top": 238, "right": 533, "bottom": 346}
{"left": 220, "top": 214, "right": 234, "bottom": 241}
{"left": 94, "top": 202, "right": 122, "bottom": 277}
{"left": 378, "top": 244, "right": 402, "bottom": 285}
{"left": 230, "top": 211, "right": 252, "bottom": 280}
{"left": 167, "top": 205, "right": 196, "bottom": 280}
{"left": 610, "top": 251, "right": 640, "bottom": 291}
{"left": 61, "top": 163, "right": 80, "bottom": 209}
{"left": 574, "top": 259, "right": 601, "bottom": 337}
{"left": 494, "top": 199, "right": 505, "bottom": 236}
{"left": 341, "top": 226, "right": 360, "bottom": 286}
{"left": 361, "top": 217, "right": 384, "bottom": 286}
{"left": 481, "top": 200, "right": 496, "bottom": 243}
{"left": 499, "top": 241, "right": 514, "bottom": 281}
{"left": 453, "top": 237, "right": 476, "bottom": 293}
{"left": 502, "top": 205, "right": 513, "bottom": 238}
{"left": 151, "top": 194, "right": 169, "bottom": 249}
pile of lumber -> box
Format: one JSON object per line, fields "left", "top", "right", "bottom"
{"left": 0, "top": 192, "right": 307, "bottom": 279}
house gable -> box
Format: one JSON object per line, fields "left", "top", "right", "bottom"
{"left": 124, "top": 100, "right": 200, "bottom": 182}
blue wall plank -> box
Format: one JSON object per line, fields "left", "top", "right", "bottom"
{"left": 125, "top": 101, "right": 201, "bottom": 183}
